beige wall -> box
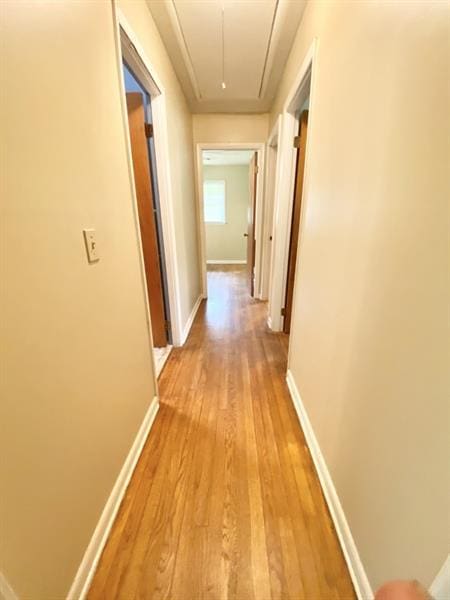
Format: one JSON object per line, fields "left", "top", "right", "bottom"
{"left": 0, "top": 0, "right": 198, "bottom": 597}
{"left": 119, "top": 0, "right": 201, "bottom": 330}
{"left": 204, "top": 165, "right": 249, "bottom": 262}
{"left": 193, "top": 113, "right": 269, "bottom": 144}
{"left": 272, "top": 0, "right": 450, "bottom": 590}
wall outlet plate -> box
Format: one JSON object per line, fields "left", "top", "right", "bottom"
{"left": 83, "top": 229, "right": 99, "bottom": 263}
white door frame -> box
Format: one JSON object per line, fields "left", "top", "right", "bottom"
{"left": 114, "top": 8, "right": 183, "bottom": 347}
{"left": 195, "top": 142, "right": 266, "bottom": 298}
{"left": 268, "top": 40, "right": 318, "bottom": 333}
{"left": 261, "top": 116, "right": 282, "bottom": 310}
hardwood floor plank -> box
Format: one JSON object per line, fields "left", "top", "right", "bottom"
{"left": 241, "top": 351, "right": 272, "bottom": 600}
{"left": 87, "top": 265, "right": 356, "bottom": 600}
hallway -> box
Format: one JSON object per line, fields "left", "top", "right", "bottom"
{"left": 88, "top": 266, "right": 355, "bottom": 599}
{"left": 3, "top": 1, "right": 449, "bottom": 596}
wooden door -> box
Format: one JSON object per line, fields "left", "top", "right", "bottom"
{"left": 126, "top": 92, "right": 167, "bottom": 347}
{"left": 283, "top": 110, "right": 308, "bottom": 334}
{"left": 247, "top": 152, "right": 258, "bottom": 296}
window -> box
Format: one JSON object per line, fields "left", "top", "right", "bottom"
{"left": 203, "top": 180, "right": 226, "bottom": 223}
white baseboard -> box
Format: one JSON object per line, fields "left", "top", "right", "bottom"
{"left": 0, "top": 571, "right": 18, "bottom": 600}
{"left": 430, "top": 555, "right": 450, "bottom": 600}
{"left": 67, "top": 396, "right": 159, "bottom": 600}
{"left": 154, "top": 344, "right": 173, "bottom": 378}
{"left": 286, "top": 370, "right": 373, "bottom": 600}
{"left": 206, "top": 260, "right": 247, "bottom": 264}
{"left": 180, "top": 294, "right": 203, "bottom": 346}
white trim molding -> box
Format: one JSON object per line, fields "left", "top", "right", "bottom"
{"left": 430, "top": 555, "right": 450, "bottom": 600}
{"left": 180, "top": 294, "right": 203, "bottom": 345}
{"left": 0, "top": 572, "right": 18, "bottom": 600}
{"left": 67, "top": 397, "right": 159, "bottom": 600}
{"left": 206, "top": 260, "right": 247, "bottom": 265}
{"left": 154, "top": 344, "right": 173, "bottom": 378}
{"left": 286, "top": 370, "right": 373, "bottom": 600}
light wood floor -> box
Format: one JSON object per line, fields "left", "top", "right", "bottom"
{"left": 88, "top": 265, "right": 355, "bottom": 600}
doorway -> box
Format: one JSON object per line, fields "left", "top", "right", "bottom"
{"left": 267, "top": 42, "right": 316, "bottom": 336}
{"left": 121, "top": 61, "right": 172, "bottom": 375}
{"left": 117, "top": 19, "right": 184, "bottom": 356}
{"left": 283, "top": 103, "right": 309, "bottom": 333}
{"left": 261, "top": 116, "right": 281, "bottom": 315}
{"left": 196, "top": 144, "right": 265, "bottom": 299}
{"left": 201, "top": 149, "right": 256, "bottom": 296}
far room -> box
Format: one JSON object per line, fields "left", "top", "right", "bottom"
{"left": 202, "top": 149, "right": 257, "bottom": 293}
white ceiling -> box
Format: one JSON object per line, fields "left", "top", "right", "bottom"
{"left": 203, "top": 150, "right": 254, "bottom": 165}
{"left": 147, "top": 0, "right": 307, "bottom": 113}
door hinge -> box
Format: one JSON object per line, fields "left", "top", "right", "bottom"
{"left": 255, "top": 165, "right": 259, "bottom": 175}
{"left": 281, "top": 307, "right": 286, "bottom": 316}
{"left": 293, "top": 135, "right": 301, "bottom": 149}
{"left": 269, "top": 235, "right": 273, "bottom": 241}
{"left": 145, "top": 123, "right": 154, "bottom": 138}
{"left": 164, "top": 320, "right": 170, "bottom": 332}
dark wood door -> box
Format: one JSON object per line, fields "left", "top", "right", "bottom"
{"left": 126, "top": 92, "right": 167, "bottom": 347}
{"left": 247, "top": 153, "right": 258, "bottom": 297}
{"left": 284, "top": 110, "right": 309, "bottom": 334}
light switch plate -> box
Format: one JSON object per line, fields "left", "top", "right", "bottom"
{"left": 83, "top": 229, "right": 99, "bottom": 263}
